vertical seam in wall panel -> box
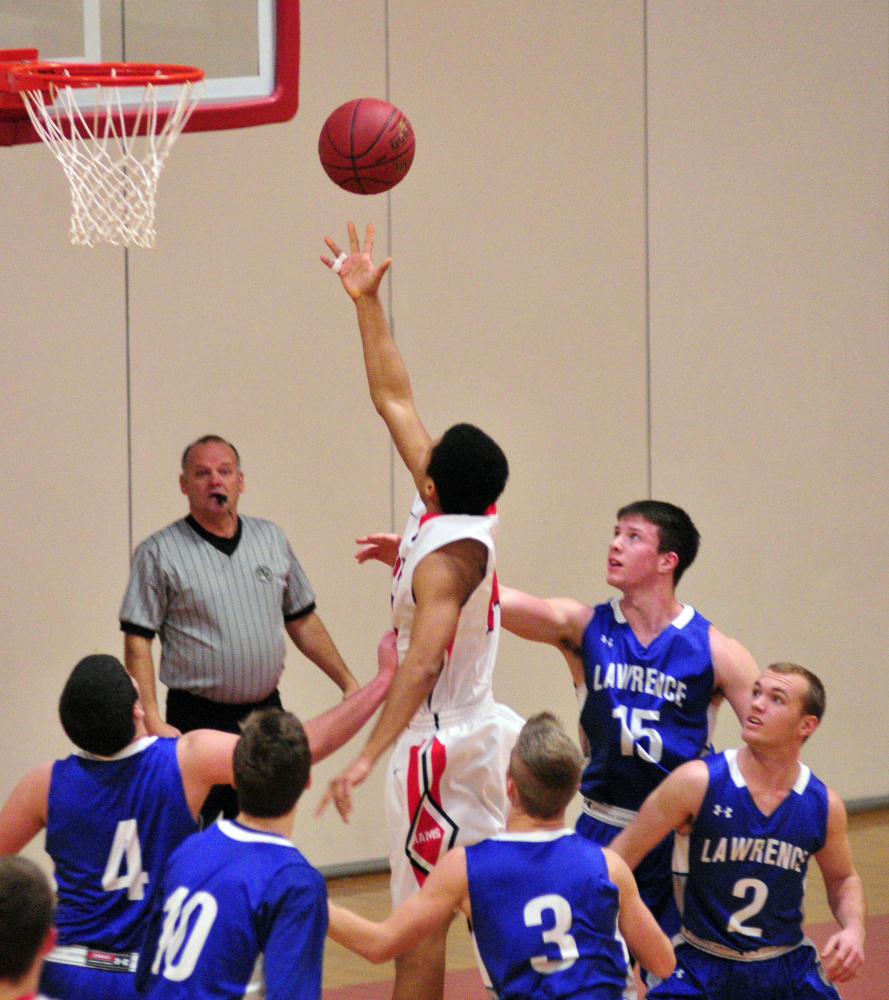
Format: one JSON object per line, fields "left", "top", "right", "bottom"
{"left": 121, "top": 4, "right": 134, "bottom": 560}
{"left": 643, "top": 0, "right": 653, "bottom": 498}
{"left": 125, "top": 252, "right": 133, "bottom": 560}
{"left": 385, "top": 0, "right": 396, "bottom": 531}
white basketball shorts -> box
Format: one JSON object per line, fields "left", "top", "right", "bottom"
{"left": 385, "top": 701, "right": 524, "bottom": 906}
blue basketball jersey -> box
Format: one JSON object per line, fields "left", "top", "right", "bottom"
{"left": 679, "top": 749, "right": 829, "bottom": 955}
{"left": 579, "top": 600, "right": 715, "bottom": 811}
{"left": 138, "top": 819, "right": 327, "bottom": 1000}
{"left": 45, "top": 736, "right": 198, "bottom": 952}
{"left": 466, "top": 830, "right": 629, "bottom": 1000}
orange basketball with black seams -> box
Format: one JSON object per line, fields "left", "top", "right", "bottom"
{"left": 319, "top": 98, "right": 415, "bottom": 195}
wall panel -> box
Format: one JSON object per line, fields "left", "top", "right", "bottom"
{"left": 0, "top": 143, "right": 131, "bottom": 865}
{"left": 647, "top": 1, "right": 889, "bottom": 795}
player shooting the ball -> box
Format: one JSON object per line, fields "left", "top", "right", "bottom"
{"left": 319, "top": 222, "right": 524, "bottom": 1000}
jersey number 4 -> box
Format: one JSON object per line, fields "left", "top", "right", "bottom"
{"left": 524, "top": 894, "right": 579, "bottom": 973}
{"left": 102, "top": 819, "right": 150, "bottom": 900}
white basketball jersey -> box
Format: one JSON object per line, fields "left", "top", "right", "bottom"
{"left": 392, "top": 494, "right": 500, "bottom": 723}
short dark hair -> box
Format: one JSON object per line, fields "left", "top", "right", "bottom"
{"left": 509, "top": 713, "right": 583, "bottom": 820}
{"left": 617, "top": 500, "right": 700, "bottom": 585}
{"left": 233, "top": 709, "right": 311, "bottom": 818}
{"left": 0, "top": 856, "right": 54, "bottom": 981}
{"left": 59, "top": 655, "right": 137, "bottom": 756}
{"left": 181, "top": 435, "right": 241, "bottom": 471}
{"left": 766, "top": 662, "right": 826, "bottom": 723}
{"left": 426, "top": 423, "right": 508, "bottom": 516}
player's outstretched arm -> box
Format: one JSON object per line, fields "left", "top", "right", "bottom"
{"left": 815, "top": 789, "right": 866, "bottom": 983}
{"left": 0, "top": 762, "right": 52, "bottom": 854}
{"left": 710, "top": 626, "right": 760, "bottom": 724}
{"left": 301, "top": 630, "right": 398, "bottom": 764}
{"left": 322, "top": 222, "right": 432, "bottom": 491}
{"left": 604, "top": 849, "right": 675, "bottom": 980}
{"left": 328, "top": 847, "right": 468, "bottom": 962}
{"left": 610, "top": 759, "right": 709, "bottom": 870}
{"left": 499, "top": 587, "right": 591, "bottom": 687}
{"left": 178, "top": 639, "right": 397, "bottom": 821}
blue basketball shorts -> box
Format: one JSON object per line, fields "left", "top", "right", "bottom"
{"left": 575, "top": 810, "right": 680, "bottom": 939}
{"left": 647, "top": 940, "right": 842, "bottom": 1000}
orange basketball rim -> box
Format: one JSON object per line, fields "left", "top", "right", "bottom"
{"left": 0, "top": 49, "right": 205, "bottom": 248}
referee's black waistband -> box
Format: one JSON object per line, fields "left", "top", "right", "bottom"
{"left": 165, "top": 687, "right": 283, "bottom": 735}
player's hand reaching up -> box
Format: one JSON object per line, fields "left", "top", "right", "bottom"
{"left": 322, "top": 222, "right": 391, "bottom": 302}
{"left": 356, "top": 533, "right": 402, "bottom": 567}
{"left": 377, "top": 629, "right": 399, "bottom": 678}
{"left": 315, "top": 634, "right": 397, "bottom": 820}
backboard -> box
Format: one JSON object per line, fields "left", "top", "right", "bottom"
{"left": 0, "top": 0, "right": 299, "bottom": 145}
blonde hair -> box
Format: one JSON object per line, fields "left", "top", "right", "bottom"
{"left": 509, "top": 713, "right": 583, "bottom": 819}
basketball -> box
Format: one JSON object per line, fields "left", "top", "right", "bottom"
{"left": 318, "top": 98, "right": 415, "bottom": 195}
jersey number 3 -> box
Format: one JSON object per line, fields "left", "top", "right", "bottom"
{"left": 102, "top": 819, "right": 150, "bottom": 900}
{"left": 524, "top": 894, "right": 579, "bottom": 973}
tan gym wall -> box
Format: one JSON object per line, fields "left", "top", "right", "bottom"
{"left": 0, "top": 0, "right": 886, "bottom": 873}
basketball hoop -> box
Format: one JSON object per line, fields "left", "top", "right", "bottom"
{"left": 0, "top": 50, "right": 204, "bottom": 247}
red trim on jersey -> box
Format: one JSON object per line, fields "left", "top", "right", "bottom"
{"left": 488, "top": 571, "right": 500, "bottom": 632}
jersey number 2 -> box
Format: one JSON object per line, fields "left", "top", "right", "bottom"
{"left": 524, "top": 894, "right": 579, "bottom": 973}
{"left": 102, "top": 819, "right": 149, "bottom": 900}
{"left": 728, "top": 877, "right": 768, "bottom": 938}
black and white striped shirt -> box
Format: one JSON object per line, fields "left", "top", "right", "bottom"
{"left": 119, "top": 515, "right": 315, "bottom": 703}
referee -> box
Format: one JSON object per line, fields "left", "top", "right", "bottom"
{"left": 119, "top": 434, "right": 358, "bottom": 822}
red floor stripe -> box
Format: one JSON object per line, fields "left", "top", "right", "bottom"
{"left": 804, "top": 914, "right": 889, "bottom": 1000}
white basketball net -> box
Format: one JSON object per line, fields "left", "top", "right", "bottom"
{"left": 21, "top": 80, "right": 201, "bottom": 248}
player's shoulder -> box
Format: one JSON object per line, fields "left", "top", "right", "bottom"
{"left": 23, "top": 758, "right": 55, "bottom": 797}
{"left": 265, "top": 845, "right": 326, "bottom": 899}
{"left": 418, "top": 511, "right": 495, "bottom": 550}
{"left": 707, "top": 622, "right": 745, "bottom": 655}
{"left": 414, "top": 535, "right": 489, "bottom": 593}
{"left": 211, "top": 820, "right": 316, "bottom": 869}
{"left": 588, "top": 597, "right": 623, "bottom": 629}
{"left": 708, "top": 624, "right": 758, "bottom": 674}
{"left": 600, "top": 844, "right": 634, "bottom": 888}
{"left": 823, "top": 785, "right": 849, "bottom": 831}
{"left": 666, "top": 756, "right": 712, "bottom": 802}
